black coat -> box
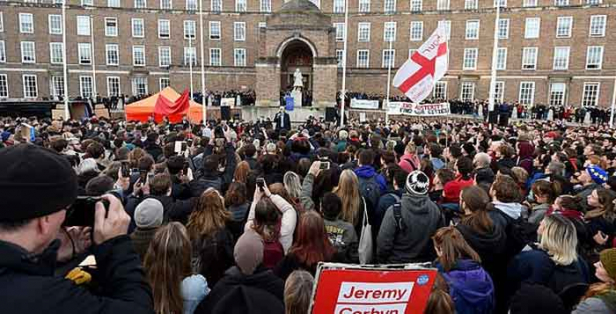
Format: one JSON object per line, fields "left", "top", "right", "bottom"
{"left": 274, "top": 112, "right": 291, "bottom": 131}
{"left": 0, "top": 236, "right": 153, "bottom": 314}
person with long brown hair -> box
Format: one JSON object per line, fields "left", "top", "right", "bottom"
{"left": 187, "top": 188, "right": 234, "bottom": 287}
{"left": 585, "top": 188, "right": 616, "bottom": 250}
{"left": 274, "top": 211, "right": 337, "bottom": 280}
{"left": 144, "top": 222, "right": 209, "bottom": 314}
{"left": 574, "top": 248, "right": 616, "bottom": 313}
{"left": 333, "top": 169, "right": 363, "bottom": 234}
{"left": 233, "top": 161, "right": 250, "bottom": 184}
{"left": 433, "top": 226, "right": 495, "bottom": 314}
{"left": 528, "top": 180, "right": 561, "bottom": 224}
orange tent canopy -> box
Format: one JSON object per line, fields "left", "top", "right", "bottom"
{"left": 125, "top": 87, "right": 204, "bottom": 123}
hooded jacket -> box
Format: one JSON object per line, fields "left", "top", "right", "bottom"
{"left": 439, "top": 260, "right": 495, "bottom": 314}
{"left": 354, "top": 165, "right": 388, "bottom": 193}
{"left": 376, "top": 193, "right": 445, "bottom": 263}
{"left": 517, "top": 141, "right": 535, "bottom": 174}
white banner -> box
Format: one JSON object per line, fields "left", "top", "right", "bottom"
{"left": 388, "top": 102, "right": 450, "bottom": 116}
{"left": 350, "top": 99, "right": 380, "bottom": 110}
{"left": 221, "top": 97, "right": 235, "bottom": 107}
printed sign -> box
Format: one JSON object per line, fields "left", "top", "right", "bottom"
{"left": 388, "top": 102, "right": 450, "bottom": 116}
{"left": 350, "top": 99, "right": 380, "bottom": 110}
{"left": 221, "top": 98, "right": 235, "bottom": 107}
{"left": 310, "top": 263, "right": 437, "bottom": 314}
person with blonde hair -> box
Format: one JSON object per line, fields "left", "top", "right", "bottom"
{"left": 333, "top": 169, "right": 364, "bottom": 233}
{"left": 574, "top": 248, "right": 616, "bottom": 313}
{"left": 144, "top": 222, "right": 209, "bottom": 314}
{"left": 284, "top": 271, "right": 315, "bottom": 314}
{"left": 508, "top": 214, "right": 589, "bottom": 296}
{"left": 283, "top": 171, "right": 302, "bottom": 207}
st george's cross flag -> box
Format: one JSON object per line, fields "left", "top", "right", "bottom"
{"left": 393, "top": 24, "right": 448, "bottom": 103}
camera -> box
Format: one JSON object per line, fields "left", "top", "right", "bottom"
{"left": 256, "top": 177, "right": 265, "bottom": 191}
{"left": 320, "top": 161, "right": 330, "bottom": 170}
{"left": 63, "top": 196, "right": 109, "bottom": 227}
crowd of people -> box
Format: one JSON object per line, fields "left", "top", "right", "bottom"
{"left": 3, "top": 112, "right": 616, "bottom": 313}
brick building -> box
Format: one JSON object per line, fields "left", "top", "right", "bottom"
{"left": 0, "top": 0, "right": 615, "bottom": 108}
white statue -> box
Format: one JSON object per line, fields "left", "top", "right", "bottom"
{"left": 293, "top": 68, "right": 303, "bottom": 89}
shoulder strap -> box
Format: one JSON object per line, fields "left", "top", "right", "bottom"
{"left": 403, "top": 158, "right": 417, "bottom": 171}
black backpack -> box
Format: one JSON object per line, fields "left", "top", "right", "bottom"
{"left": 358, "top": 175, "right": 382, "bottom": 222}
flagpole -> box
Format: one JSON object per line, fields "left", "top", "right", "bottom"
{"left": 62, "top": 0, "right": 69, "bottom": 121}
{"left": 610, "top": 75, "right": 616, "bottom": 128}
{"left": 198, "top": 0, "right": 206, "bottom": 123}
{"left": 90, "top": 15, "right": 97, "bottom": 99}
{"left": 188, "top": 36, "right": 194, "bottom": 101}
{"left": 384, "top": 15, "right": 393, "bottom": 125}
{"left": 488, "top": 2, "right": 501, "bottom": 112}
{"left": 339, "top": 0, "right": 349, "bottom": 128}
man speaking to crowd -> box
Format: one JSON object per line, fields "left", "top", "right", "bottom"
{"left": 0, "top": 144, "right": 153, "bottom": 313}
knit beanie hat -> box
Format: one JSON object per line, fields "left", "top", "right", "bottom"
{"left": 587, "top": 165, "right": 608, "bottom": 185}
{"left": 0, "top": 144, "right": 78, "bottom": 221}
{"left": 134, "top": 198, "right": 164, "bottom": 229}
{"left": 405, "top": 170, "right": 430, "bottom": 195}
{"left": 600, "top": 248, "right": 616, "bottom": 279}
{"left": 234, "top": 230, "right": 264, "bottom": 275}
{"left": 509, "top": 283, "right": 567, "bottom": 314}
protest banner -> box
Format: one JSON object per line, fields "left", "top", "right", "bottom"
{"left": 221, "top": 98, "right": 235, "bottom": 107}
{"left": 388, "top": 102, "right": 450, "bottom": 116}
{"left": 350, "top": 99, "right": 380, "bottom": 110}
{"left": 310, "top": 263, "right": 437, "bottom": 314}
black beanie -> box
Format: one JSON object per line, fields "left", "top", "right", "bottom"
{"left": 0, "top": 144, "right": 78, "bottom": 221}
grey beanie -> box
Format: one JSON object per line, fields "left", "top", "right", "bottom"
{"left": 405, "top": 170, "right": 430, "bottom": 195}
{"left": 135, "top": 198, "right": 164, "bottom": 229}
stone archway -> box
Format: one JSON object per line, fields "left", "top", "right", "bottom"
{"left": 280, "top": 40, "right": 313, "bottom": 102}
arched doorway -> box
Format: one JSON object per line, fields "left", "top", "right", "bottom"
{"left": 280, "top": 40, "right": 313, "bottom": 105}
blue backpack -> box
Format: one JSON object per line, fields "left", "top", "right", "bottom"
{"left": 358, "top": 175, "right": 381, "bottom": 223}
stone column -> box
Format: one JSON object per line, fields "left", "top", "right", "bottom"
{"left": 312, "top": 57, "right": 337, "bottom": 107}
{"left": 255, "top": 57, "right": 281, "bottom": 107}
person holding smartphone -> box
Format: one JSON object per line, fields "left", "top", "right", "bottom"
{"left": 0, "top": 144, "right": 153, "bottom": 313}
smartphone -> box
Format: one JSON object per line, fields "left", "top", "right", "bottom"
{"left": 64, "top": 196, "right": 107, "bottom": 227}
{"left": 183, "top": 162, "right": 190, "bottom": 175}
{"left": 147, "top": 173, "right": 155, "bottom": 184}
{"left": 139, "top": 170, "right": 148, "bottom": 183}
{"left": 186, "top": 139, "right": 193, "bottom": 148}
{"left": 256, "top": 177, "right": 265, "bottom": 191}
{"left": 215, "top": 138, "right": 225, "bottom": 147}
{"left": 120, "top": 162, "right": 130, "bottom": 178}
{"left": 320, "top": 161, "right": 330, "bottom": 170}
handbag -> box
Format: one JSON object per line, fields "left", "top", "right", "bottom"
{"left": 358, "top": 197, "right": 373, "bottom": 264}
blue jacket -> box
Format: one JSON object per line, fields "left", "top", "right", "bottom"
{"left": 438, "top": 260, "right": 495, "bottom": 314}
{"left": 354, "top": 166, "right": 387, "bottom": 193}
{"left": 374, "top": 189, "right": 403, "bottom": 232}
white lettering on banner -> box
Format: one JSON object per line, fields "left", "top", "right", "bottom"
{"left": 387, "top": 102, "right": 450, "bottom": 116}
{"left": 350, "top": 99, "right": 380, "bottom": 110}
{"left": 335, "top": 303, "right": 407, "bottom": 314}
{"left": 337, "top": 282, "right": 413, "bottom": 303}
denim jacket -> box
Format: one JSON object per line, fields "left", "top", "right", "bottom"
{"left": 182, "top": 274, "right": 209, "bottom": 314}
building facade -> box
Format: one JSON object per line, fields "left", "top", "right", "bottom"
{"left": 0, "top": 0, "right": 615, "bottom": 107}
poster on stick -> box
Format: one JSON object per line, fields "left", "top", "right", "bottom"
{"left": 388, "top": 102, "right": 450, "bottom": 116}
{"left": 310, "top": 263, "right": 437, "bottom": 314}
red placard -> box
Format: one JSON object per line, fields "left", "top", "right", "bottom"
{"left": 311, "top": 265, "right": 437, "bottom": 314}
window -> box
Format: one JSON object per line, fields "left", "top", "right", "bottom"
{"left": 133, "top": 77, "right": 148, "bottom": 96}
{"left": 522, "top": 47, "right": 538, "bottom": 70}
{"left": 334, "top": 0, "right": 345, "bottom": 13}
{"left": 382, "top": 49, "right": 395, "bottom": 68}
{"left": 437, "top": 0, "right": 449, "bottom": 10}
{"left": 494, "top": 81, "right": 505, "bottom": 102}
{"left": 108, "top": 0, "right": 120, "bottom": 7}
{"left": 336, "top": 49, "right": 344, "bottom": 67}
{"left": 496, "top": 47, "right": 507, "bottom": 70}
{"left": 555, "top": 0, "right": 568, "bottom": 5}
{"left": 82, "top": 0, "right": 94, "bottom": 5}
{"left": 234, "top": 48, "right": 246, "bottom": 66}
{"left": 79, "top": 76, "right": 93, "bottom": 98}
{"left": 49, "top": 15, "right": 62, "bottom": 35}
{"left": 77, "top": 16, "right": 91, "bottom": 36}
{"left": 460, "top": 82, "right": 475, "bottom": 101}
{"left": 158, "top": 20, "right": 170, "bottom": 39}
{"left": 133, "top": 45, "right": 146, "bottom": 66}
{"left": 159, "top": 46, "right": 171, "bottom": 67}
{"left": 184, "top": 20, "right": 196, "bottom": 39}
{"left": 586, "top": 0, "right": 601, "bottom": 4}
{"left": 582, "top": 83, "right": 600, "bottom": 107}
{"left": 159, "top": 78, "right": 170, "bottom": 91}
{"left": 556, "top": 17, "right": 572, "bottom": 38}
{"left": 132, "top": 18, "right": 145, "bottom": 38}
{"left": 494, "top": 0, "right": 506, "bottom": 7}
{"left": 357, "top": 50, "right": 369, "bottom": 68}
{"left": 19, "top": 13, "right": 34, "bottom": 34}
{"left": 523, "top": 0, "right": 537, "bottom": 6}
{"left": 553, "top": 46, "right": 570, "bottom": 70}
{"left": 498, "top": 19, "right": 509, "bottom": 39}
{"left": 549, "top": 83, "right": 566, "bottom": 106}
{"left": 0, "top": 75, "right": 7, "bottom": 98}
{"left": 107, "top": 77, "right": 120, "bottom": 97}
{"left": 358, "top": 23, "right": 371, "bottom": 42}
{"left": 589, "top": 15, "right": 606, "bottom": 37}
{"left": 23, "top": 75, "right": 38, "bottom": 99}
{"left": 438, "top": 20, "right": 451, "bottom": 40}
{"left": 433, "top": 81, "right": 447, "bottom": 99}
{"left": 186, "top": 0, "right": 197, "bottom": 10}
{"left": 410, "top": 0, "right": 422, "bottom": 11}
{"left": 463, "top": 48, "right": 477, "bottom": 70}
{"left": 519, "top": 82, "right": 535, "bottom": 105}
{"left": 105, "top": 18, "right": 118, "bottom": 37}
{"left": 586, "top": 46, "right": 603, "bottom": 70}
{"left": 335, "top": 23, "right": 345, "bottom": 41}
{"left": 384, "top": 22, "right": 396, "bottom": 42}
{"left": 0, "top": 12, "right": 4, "bottom": 32}
{"left": 184, "top": 46, "right": 197, "bottom": 66}
{"left": 21, "top": 41, "right": 36, "bottom": 63}
{"left": 51, "top": 77, "right": 64, "bottom": 99}
{"left": 211, "top": 0, "right": 221, "bottom": 11}
{"left": 359, "top": 0, "right": 370, "bottom": 12}
{"left": 258, "top": 22, "right": 266, "bottom": 28}
{"left": 134, "top": 0, "right": 146, "bottom": 8}
{"left": 106, "top": 44, "right": 119, "bottom": 65}
{"left": 209, "top": 21, "right": 221, "bottom": 40}
{"left": 160, "top": 0, "right": 172, "bottom": 9}
{"left": 0, "top": 41, "right": 5, "bottom": 63}
{"left": 210, "top": 48, "right": 221, "bottom": 66}
{"left": 525, "top": 18, "right": 540, "bottom": 39}
{"left": 465, "top": 0, "right": 477, "bottom": 9}
{"left": 49, "top": 42, "right": 64, "bottom": 64}
{"left": 384, "top": 0, "right": 395, "bottom": 13}
{"left": 78, "top": 43, "right": 92, "bottom": 65}
{"left": 410, "top": 21, "right": 423, "bottom": 41}
{"left": 236, "top": 0, "right": 246, "bottom": 11}
{"left": 260, "top": 0, "right": 271, "bottom": 12}
{"left": 466, "top": 20, "right": 479, "bottom": 40}
{"left": 234, "top": 22, "right": 246, "bottom": 41}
